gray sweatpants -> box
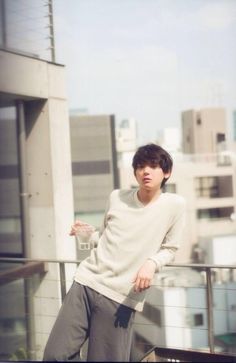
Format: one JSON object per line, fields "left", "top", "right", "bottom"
{"left": 43, "top": 281, "right": 135, "bottom": 362}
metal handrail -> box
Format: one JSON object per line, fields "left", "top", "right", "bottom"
{"left": 0, "top": 257, "right": 235, "bottom": 355}
{"left": 0, "top": 257, "right": 235, "bottom": 269}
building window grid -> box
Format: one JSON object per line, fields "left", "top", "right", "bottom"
{"left": 195, "top": 177, "right": 219, "bottom": 198}
{"left": 197, "top": 206, "right": 234, "bottom": 220}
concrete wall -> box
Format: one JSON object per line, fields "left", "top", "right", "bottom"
{"left": 182, "top": 108, "right": 227, "bottom": 154}
{"left": 0, "top": 50, "right": 76, "bottom": 359}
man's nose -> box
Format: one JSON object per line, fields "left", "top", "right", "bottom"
{"left": 143, "top": 166, "right": 150, "bottom": 174}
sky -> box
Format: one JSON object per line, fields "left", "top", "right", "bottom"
{"left": 53, "top": 0, "right": 236, "bottom": 145}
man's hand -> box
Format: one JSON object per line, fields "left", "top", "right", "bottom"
{"left": 133, "top": 259, "right": 156, "bottom": 292}
{"left": 69, "top": 220, "right": 95, "bottom": 236}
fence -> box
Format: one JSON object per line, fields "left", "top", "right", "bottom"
{"left": 0, "top": 258, "right": 235, "bottom": 361}
{"left": 0, "top": 0, "right": 55, "bottom": 62}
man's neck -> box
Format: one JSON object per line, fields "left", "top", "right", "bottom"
{"left": 137, "top": 188, "right": 162, "bottom": 205}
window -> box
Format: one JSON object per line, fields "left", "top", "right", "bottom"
{"left": 193, "top": 313, "right": 204, "bottom": 326}
{"left": 195, "top": 176, "right": 233, "bottom": 198}
{"left": 195, "top": 177, "right": 219, "bottom": 198}
{"left": 197, "top": 207, "right": 234, "bottom": 220}
{"left": 0, "top": 106, "right": 23, "bottom": 257}
{"left": 216, "top": 133, "right": 225, "bottom": 143}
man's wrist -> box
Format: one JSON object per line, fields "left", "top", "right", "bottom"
{"left": 147, "top": 258, "right": 161, "bottom": 272}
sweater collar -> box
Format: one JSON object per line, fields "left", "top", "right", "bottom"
{"left": 133, "top": 189, "right": 163, "bottom": 208}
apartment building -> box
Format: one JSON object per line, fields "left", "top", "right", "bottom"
{"left": 177, "top": 108, "right": 236, "bottom": 262}
{"left": 170, "top": 152, "right": 236, "bottom": 263}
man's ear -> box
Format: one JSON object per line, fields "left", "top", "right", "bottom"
{"left": 164, "top": 170, "right": 171, "bottom": 179}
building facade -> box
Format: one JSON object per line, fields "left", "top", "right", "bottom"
{"left": 70, "top": 114, "right": 119, "bottom": 217}
{"left": 0, "top": 1, "right": 75, "bottom": 360}
{"left": 182, "top": 108, "right": 227, "bottom": 154}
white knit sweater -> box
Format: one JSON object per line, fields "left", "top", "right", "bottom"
{"left": 74, "top": 189, "right": 186, "bottom": 312}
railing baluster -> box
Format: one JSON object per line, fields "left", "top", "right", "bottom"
{"left": 59, "top": 262, "right": 66, "bottom": 301}
{"left": 1, "top": 258, "right": 236, "bottom": 360}
{"left": 206, "top": 267, "right": 214, "bottom": 353}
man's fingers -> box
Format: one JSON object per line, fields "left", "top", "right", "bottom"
{"left": 69, "top": 224, "right": 79, "bottom": 235}
{"left": 134, "top": 277, "right": 151, "bottom": 292}
{"left": 134, "top": 277, "right": 141, "bottom": 292}
{"left": 139, "top": 278, "right": 146, "bottom": 290}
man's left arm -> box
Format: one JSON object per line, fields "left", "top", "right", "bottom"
{"left": 133, "top": 198, "right": 186, "bottom": 292}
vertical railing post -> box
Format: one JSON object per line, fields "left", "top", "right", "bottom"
{"left": 48, "top": 0, "right": 55, "bottom": 62}
{"left": 206, "top": 267, "right": 214, "bottom": 353}
{"left": 0, "top": 0, "right": 7, "bottom": 48}
{"left": 59, "top": 262, "right": 66, "bottom": 301}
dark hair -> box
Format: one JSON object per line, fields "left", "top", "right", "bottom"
{"left": 132, "top": 143, "right": 173, "bottom": 187}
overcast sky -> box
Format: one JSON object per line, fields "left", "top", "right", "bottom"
{"left": 53, "top": 0, "right": 236, "bottom": 144}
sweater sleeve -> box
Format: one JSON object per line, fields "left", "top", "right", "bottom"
{"left": 89, "top": 192, "right": 111, "bottom": 248}
{"left": 148, "top": 198, "right": 186, "bottom": 272}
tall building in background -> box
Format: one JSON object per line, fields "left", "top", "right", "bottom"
{"left": 182, "top": 108, "right": 227, "bottom": 154}
{"left": 169, "top": 153, "right": 236, "bottom": 263}
{"left": 70, "top": 114, "right": 119, "bottom": 228}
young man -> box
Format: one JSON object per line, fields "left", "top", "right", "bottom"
{"left": 43, "top": 143, "right": 186, "bottom": 362}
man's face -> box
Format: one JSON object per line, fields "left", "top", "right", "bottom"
{"left": 134, "top": 162, "right": 171, "bottom": 190}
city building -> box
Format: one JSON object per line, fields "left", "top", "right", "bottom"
{"left": 199, "top": 235, "right": 236, "bottom": 265}
{"left": 70, "top": 113, "right": 119, "bottom": 222}
{"left": 0, "top": 1, "right": 75, "bottom": 360}
{"left": 182, "top": 108, "right": 227, "bottom": 154}
{"left": 170, "top": 152, "right": 236, "bottom": 263}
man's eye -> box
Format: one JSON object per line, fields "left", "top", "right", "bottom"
{"left": 151, "top": 163, "right": 160, "bottom": 169}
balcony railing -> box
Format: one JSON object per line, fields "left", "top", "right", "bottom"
{"left": 0, "top": 258, "right": 236, "bottom": 361}
{"left": 173, "top": 151, "right": 234, "bottom": 166}
{"left": 0, "top": 0, "right": 55, "bottom": 62}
